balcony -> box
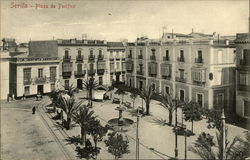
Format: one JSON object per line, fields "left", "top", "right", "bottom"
{"left": 74, "top": 70, "right": 86, "bottom": 77}
{"left": 177, "top": 57, "right": 185, "bottom": 62}
{"left": 238, "top": 85, "right": 250, "bottom": 92}
{"left": 97, "top": 69, "right": 105, "bottom": 75}
{"left": 195, "top": 58, "right": 203, "bottom": 64}
{"left": 63, "top": 56, "right": 71, "bottom": 62}
{"left": 162, "top": 75, "right": 171, "bottom": 80}
{"left": 150, "top": 56, "right": 156, "bottom": 60}
{"left": 23, "top": 79, "right": 32, "bottom": 85}
{"left": 98, "top": 55, "right": 104, "bottom": 61}
{"left": 240, "top": 59, "right": 250, "bottom": 66}
{"left": 149, "top": 72, "right": 157, "bottom": 77}
{"left": 76, "top": 55, "right": 83, "bottom": 62}
{"left": 110, "top": 57, "right": 114, "bottom": 61}
{"left": 116, "top": 57, "right": 121, "bottom": 61}
{"left": 35, "top": 77, "right": 47, "bottom": 84}
{"left": 88, "top": 55, "right": 95, "bottom": 62}
{"left": 50, "top": 77, "right": 56, "bottom": 83}
{"left": 193, "top": 80, "right": 206, "bottom": 86}
{"left": 88, "top": 69, "right": 96, "bottom": 76}
{"left": 122, "top": 58, "right": 126, "bottom": 61}
{"left": 62, "top": 71, "right": 72, "bottom": 78}
{"left": 137, "top": 71, "right": 144, "bottom": 75}
{"left": 138, "top": 55, "right": 143, "bottom": 59}
{"left": 175, "top": 77, "right": 187, "bottom": 83}
{"left": 163, "top": 56, "right": 169, "bottom": 61}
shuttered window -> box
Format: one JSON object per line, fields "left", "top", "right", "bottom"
{"left": 192, "top": 68, "right": 206, "bottom": 82}
{"left": 62, "top": 63, "right": 72, "bottom": 72}
{"left": 161, "top": 64, "right": 171, "bottom": 76}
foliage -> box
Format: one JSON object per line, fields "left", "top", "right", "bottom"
{"left": 158, "top": 92, "right": 182, "bottom": 126}
{"left": 230, "top": 131, "right": 250, "bottom": 159}
{"left": 86, "top": 119, "right": 108, "bottom": 159}
{"left": 58, "top": 96, "right": 83, "bottom": 130}
{"left": 189, "top": 129, "right": 248, "bottom": 160}
{"left": 139, "top": 84, "right": 154, "bottom": 115}
{"left": 73, "top": 105, "right": 96, "bottom": 145}
{"left": 83, "top": 78, "right": 99, "bottom": 107}
{"left": 182, "top": 101, "right": 203, "bottom": 132}
{"left": 115, "top": 85, "right": 126, "bottom": 103}
{"left": 203, "top": 108, "right": 222, "bottom": 130}
{"left": 172, "top": 127, "right": 194, "bottom": 137}
{"left": 49, "top": 89, "right": 63, "bottom": 110}
{"left": 62, "top": 83, "right": 78, "bottom": 97}
{"left": 104, "top": 132, "right": 130, "bottom": 160}
{"left": 129, "top": 88, "right": 138, "bottom": 108}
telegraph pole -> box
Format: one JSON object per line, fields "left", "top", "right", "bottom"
{"left": 221, "top": 107, "right": 226, "bottom": 159}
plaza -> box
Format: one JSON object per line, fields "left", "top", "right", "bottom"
{"left": 1, "top": 89, "right": 247, "bottom": 160}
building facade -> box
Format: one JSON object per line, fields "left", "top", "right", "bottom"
{"left": 0, "top": 51, "right": 10, "bottom": 100}
{"left": 235, "top": 33, "right": 250, "bottom": 118}
{"left": 126, "top": 33, "right": 236, "bottom": 112}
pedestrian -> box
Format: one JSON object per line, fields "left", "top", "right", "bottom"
{"left": 32, "top": 106, "right": 36, "bottom": 114}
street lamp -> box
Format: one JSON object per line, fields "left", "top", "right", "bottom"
{"left": 175, "top": 100, "right": 178, "bottom": 159}
{"left": 221, "top": 107, "right": 226, "bottom": 159}
{"left": 136, "top": 107, "right": 140, "bottom": 160}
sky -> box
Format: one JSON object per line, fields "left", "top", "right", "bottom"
{"left": 1, "top": 0, "right": 249, "bottom": 43}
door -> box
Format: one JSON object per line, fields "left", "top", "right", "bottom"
{"left": 116, "top": 74, "right": 120, "bottom": 83}
{"left": 77, "top": 79, "right": 83, "bottom": 89}
{"left": 180, "top": 89, "right": 185, "bottom": 102}
{"left": 37, "top": 85, "right": 44, "bottom": 94}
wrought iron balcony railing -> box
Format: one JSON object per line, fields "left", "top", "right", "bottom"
{"left": 88, "top": 55, "right": 95, "bottom": 62}
{"left": 76, "top": 55, "right": 83, "bottom": 62}
{"left": 74, "top": 70, "right": 86, "bottom": 77}
{"left": 195, "top": 58, "right": 203, "bottom": 63}
{"left": 175, "top": 77, "right": 187, "bottom": 83}
{"left": 150, "top": 56, "right": 156, "bottom": 60}
{"left": 177, "top": 57, "right": 185, "bottom": 62}
{"left": 62, "top": 71, "right": 72, "bottom": 78}
{"left": 23, "top": 79, "right": 32, "bottom": 85}
{"left": 138, "top": 55, "right": 143, "bottom": 59}
{"left": 63, "top": 56, "right": 71, "bottom": 62}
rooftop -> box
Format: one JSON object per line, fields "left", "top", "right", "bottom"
{"left": 235, "top": 33, "right": 250, "bottom": 44}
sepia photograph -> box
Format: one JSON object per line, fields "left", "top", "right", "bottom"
{"left": 0, "top": 0, "right": 250, "bottom": 159}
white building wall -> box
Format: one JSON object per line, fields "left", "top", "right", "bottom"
{"left": 0, "top": 51, "right": 10, "bottom": 100}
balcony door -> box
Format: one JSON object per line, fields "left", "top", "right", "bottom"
{"left": 77, "top": 79, "right": 83, "bottom": 89}
{"left": 77, "top": 63, "right": 82, "bottom": 72}
{"left": 243, "top": 49, "right": 250, "bottom": 65}
{"left": 180, "top": 89, "right": 185, "bottom": 102}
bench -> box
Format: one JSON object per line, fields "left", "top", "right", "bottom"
{"left": 124, "top": 102, "right": 132, "bottom": 108}
{"left": 112, "top": 98, "right": 120, "bottom": 104}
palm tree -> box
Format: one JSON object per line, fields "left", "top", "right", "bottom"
{"left": 58, "top": 96, "right": 82, "bottom": 130}
{"left": 116, "top": 86, "right": 126, "bottom": 103}
{"left": 158, "top": 92, "right": 179, "bottom": 126}
{"left": 83, "top": 78, "right": 99, "bottom": 107}
{"left": 62, "top": 83, "right": 78, "bottom": 97}
{"left": 189, "top": 129, "right": 248, "bottom": 160}
{"left": 49, "top": 89, "right": 63, "bottom": 112}
{"left": 139, "top": 84, "right": 154, "bottom": 115}
{"left": 73, "top": 105, "right": 96, "bottom": 145}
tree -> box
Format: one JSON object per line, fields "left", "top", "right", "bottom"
{"left": 48, "top": 89, "right": 63, "bottom": 112}
{"left": 83, "top": 78, "right": 99, "bottom": 107}
{"left": 104, "top": 132, "right": 130, "bottom": 160}
{"left": 130, "top": 89, "right": 138, "bottom": 108}
{"left": 73, "top": 105, "right": 96, "bottom": 145}
{"left": 204, "top": 108, "right": 222, "bottom": 130}
{"left": 86, "top": 119, "right": 108, "bottom": 159}
{"left": 63, "top": 83, "right": 78, "bottom": 97}
{"left": 189, "top": 129, "right": 248, "bottom": 160}
{"left": 115, "top": 85, "right": 126, "bottom": 104}
{"left": 58, "top": 96, "right": 82, "bottom": 130}
{"left": 158, "top": 92, "right": 181, "bottom": 126}
{"left": 182, "top": 101, "right": 203, "bottom": 133}
{"left": 139, "top": 84, "right": 154, "bottom": 115}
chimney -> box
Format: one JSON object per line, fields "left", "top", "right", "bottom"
{"left": 192, "top": 28, "right": 194, "bottom": 33}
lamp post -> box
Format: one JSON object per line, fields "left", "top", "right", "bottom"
{"left": 184, "top": 125, "right": 187, "bottom": 160}
{"left": 175, "top": 100, "right": 178, "bottom": 159}
{"left": 136, "top": 108, "right": 140, "bottom": 160}
{"left": 221, "top": 107, "right": 226, "bottom": 160}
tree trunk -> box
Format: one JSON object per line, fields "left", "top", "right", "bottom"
{"left": 90, "top": 89, "right": 93, "bottom": 107}
{"left": 146, "top": 102, "right": 150, "bottom": 115}
{"left": 191, "top": 120, "right": 194, "bottom": 133}
{"left": 66, "top": 117, "right": 71, "bottom": 130}
{"left": 169, "top": 111, "right": 173, "bottom": 126}
{"left": 81, "top": 128, "right": 84, "bottom": 145}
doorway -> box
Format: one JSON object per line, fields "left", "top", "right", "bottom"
{"left": 37, "top": 85, "right": 44, "bottom": 94}
{"left": 77, "top": 79, "right": 83, "bottom": 89}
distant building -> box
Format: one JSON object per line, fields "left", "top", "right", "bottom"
{"left": 0, "top": 50, "right": 11, "bottom": 100}
{"left": 107, "top": 42, "right": 126, "bottom": 84}
{"left": 235, "top": 33, "right": 250, "bottom": 118}
{"left": 126, "top": 32, "right": 236, "bottom": 113}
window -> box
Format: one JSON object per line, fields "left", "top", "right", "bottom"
{"left": 89, "top": 63, "right": 94, "bottom": 71}
{"left": 218, "top": 50, "right": 222, "bottom": 63}
{"left": 116, "top": 62, "right": 120, "bottom": 69}
{"left": 197, "top": 50, "right": 202, "bottom": 59}
{"left": 99, "top": 76, "right": 103, "bottom": 85}
{"left": 239, "top": 73, "right": 247, "bottom": 85}
{"left": 165, "top": 50, "right": 169, "bottom": 60}
{"left": 151, "top": 49, "right": 155, "bottom": 56}
{"left": 180, "top": 50, "right": 184, "bottom": 59}
{"left": 50, "top": 84, "right": 55, "bottom": 91}
{"left": 99, "top": 50, "right": 102, "bottom": 56}
{"left": 62, "top": 63, "right": 72, "bottom": 72}
{"left": 152, "top": 83, "right": 156, "bottom": 91}
{"left": 180, "top": 89, "right": 185, "bottom": 101}
{"left": 215, "top": 93, "right": 224, "bottom": 109}
{"left": 78, "top": 50, "right": 82, "bottom": 57}
{"left": 122, "top": 75, "right": 125, "bottom": 81}
{"left": 139, "top": 49, "right": 142, "bottom": 56}
{"left": 192, "top": 69, "right": 206, "bottom": 82}
{"left": 139, "top": 81, "right": 143, "bottom": 90}
{"left": 196, "top": 93, "right": 203, "bottom": 107}
{"left": 165, "top": 86, "right": 170, "bottom": 95}
{"left": 179, "top": 69, "right": 184, "bottom": 79}
{"left": 24, "top": 86, "right": 30, "bottom": 95}
{"left": 129, "top": 79, "right": 132, "bottom": 87}
{"left": 139, "top": 64, "right": 143, "bottom": 73}
{"left": 77, "top": 63, "right": 82, "bottom": 72}
{"left": 65, "top": 80, "right": 69, "bottom": 90}
{"left": 23, "top": 68, "right": 31, "bottom": 83}
{"left": 244, "top": 100, "right": 250, "bottom": 117}
{"left": 65, "top": 50, "right": 69, "bottom": 57}
{"left": 38, "top": 68, "right": 43, "bottom": 78}
{"left": 129, "top": 49, "right": 132, "bottom": 55}
{"left": 50, "top": 67, "right": 57, "bottom": 79}
{"left": 90, "top": 50, "right": 94, "bottom": 56}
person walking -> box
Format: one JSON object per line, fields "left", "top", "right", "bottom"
{"left": 32, "top": 106, "right": 36, "bottom": 114}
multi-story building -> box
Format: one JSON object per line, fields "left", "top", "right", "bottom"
{"left": 107, "top": 42, "right": 126, "bottom": 84}
{"left": 235, "top": 33, "right": 250, "bottom": 118}
{"left": 57, "top": 39, "right": 110, "bottom": 89}
{"left": 0, "top": 50, "right": 11, "bottom": 100}
{"left": 9, "top": 40, "right": 60, "bottom": 97}
{"left": 126, "top": 33, "right": 236, "bottom": 113}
